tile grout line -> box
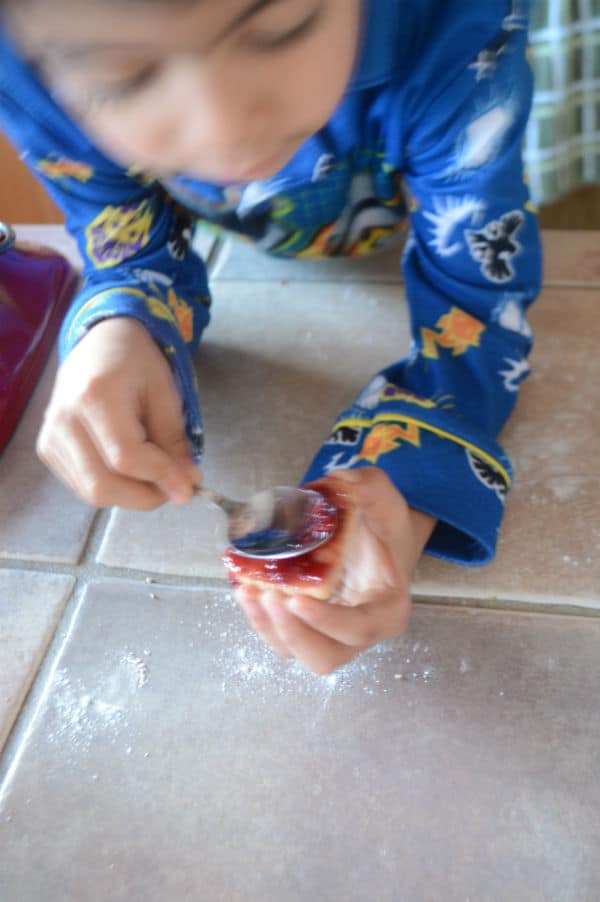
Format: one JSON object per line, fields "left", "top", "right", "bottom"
{"left": 2, "top": 549, "right": 600, "bottom": 618}
{"left": 0, "top": 577, "right": 88, "bottom": 791}
{"left": 542, "top": 280, "right": 600, "bottom": 290}
{"left": 411, "top": 593, "right": 600, "bottom": 619}
{"left": 204, "top": 233, "right": 226, "bottom": 275}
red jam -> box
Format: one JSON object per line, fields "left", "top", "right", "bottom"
{"left": 223, "top": 478, "right": 351, "bottom": 593}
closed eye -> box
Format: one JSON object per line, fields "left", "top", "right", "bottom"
{"left": 248, "top": 6, "right": 323, "bottom": 50}
{"left": 86, "top": 62, "right": 163, "bottom": 105}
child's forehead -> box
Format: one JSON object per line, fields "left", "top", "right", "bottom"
{"left": 8, "top": 0, "right": 307, "bottom": 56}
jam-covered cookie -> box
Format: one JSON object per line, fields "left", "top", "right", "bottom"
{"left": 223, "top": 476, "right": 359, "bottom": 601}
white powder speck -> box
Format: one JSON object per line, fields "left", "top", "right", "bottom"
{"left": 460, "top": 658, "right": 470, "bottom": 674}
{"left": 548, "top": 475, "right": 587, "bottom": 503}
{"left": 94, "top": 700, "right": 122, "bottom": 719}
{"left": 121, "top": 653, "right": 150, "bottom": 689}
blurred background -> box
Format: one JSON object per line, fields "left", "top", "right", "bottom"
{"left": 1, "top": 1, "right": 599, "bottom": 229}
{"left": 521, "top": 0, "right": 600, "bottom": 227}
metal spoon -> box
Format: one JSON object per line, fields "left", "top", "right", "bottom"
{"left": 196, "top": 485, "right": 337, "bottom": 559}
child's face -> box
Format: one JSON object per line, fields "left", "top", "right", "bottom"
{"left": 9, "top": 0, "right": 361, "bottom": 183}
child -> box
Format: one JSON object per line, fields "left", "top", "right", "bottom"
{"left": 0, "top": 0, "right": 541, "bottom": 674}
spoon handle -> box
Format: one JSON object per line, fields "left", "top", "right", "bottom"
{"left": 195, "top": 486, "right": 243, "bottom": 517}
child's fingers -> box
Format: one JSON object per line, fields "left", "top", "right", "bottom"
{"left": 331, "top": 467, "right": 421, "bottom": 581}
{"left": 236, "top": 588, "right": 295, "bottom": 659}
{"left": 263, "top": 598, "right": 358, "bottom": 675}
{"left": 285, "top": 590, "right": 411, "bottom": 649}
{"left": 38, "top": 415, "right": 168, "bottom": 509}
{"left": 79, "top": 391, "right": 195, "bottom": 505}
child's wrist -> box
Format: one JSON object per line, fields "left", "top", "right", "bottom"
{"left": 408, "top": 507, "right": 437, "bottom": 559}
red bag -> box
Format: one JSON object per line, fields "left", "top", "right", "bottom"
{"left": 0, "top": 221, "right": 78, "bottom": 452}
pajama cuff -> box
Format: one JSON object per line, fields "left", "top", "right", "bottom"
{"left": 303, "top": 408, "right": 513, "bottom": 566}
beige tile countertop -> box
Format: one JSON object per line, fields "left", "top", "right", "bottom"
{"left": 1, "top": 226, "right": 599, "bottom": 901}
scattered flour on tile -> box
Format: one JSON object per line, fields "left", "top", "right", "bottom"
{"left": 547, "top": 475, "right": 588, "bottom": 503}
{"left": 48, "top": 669, "right": 128, "bottom": 753}
{"left": 202, "top": 595, "right": 435, "bottom": 703}
{"left": 47, "top": 651, "right": 149, "bottom": 753}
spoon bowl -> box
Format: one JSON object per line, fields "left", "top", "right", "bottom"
{"left": 196, "top": 485, "right": 338, "bottom": 559}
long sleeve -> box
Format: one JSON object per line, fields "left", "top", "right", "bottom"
{"left": 0, "top": 26, "right": 211, "bottom": 460}
{"left": 305, "top": 6, "right": 543, "bottom": 564}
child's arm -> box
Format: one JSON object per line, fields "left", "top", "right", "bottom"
{"left": 233, "top": 10, "right": 542, "bottom": 673}
{"left": 305, "top": 9, "right": 542, "bottom": 567}
{"left": 0, "top": 27, "right": 209, "bottom": 506}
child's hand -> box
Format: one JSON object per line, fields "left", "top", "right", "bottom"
{"left": 234, "top": 468, "right": 437, "bottom": 675}
{"left": 37, "top": 317, "right": 200, "bottom": 509}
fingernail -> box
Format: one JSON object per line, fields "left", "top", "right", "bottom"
{"left": 169, "top": 485, "right": 193, "bottom": 505}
